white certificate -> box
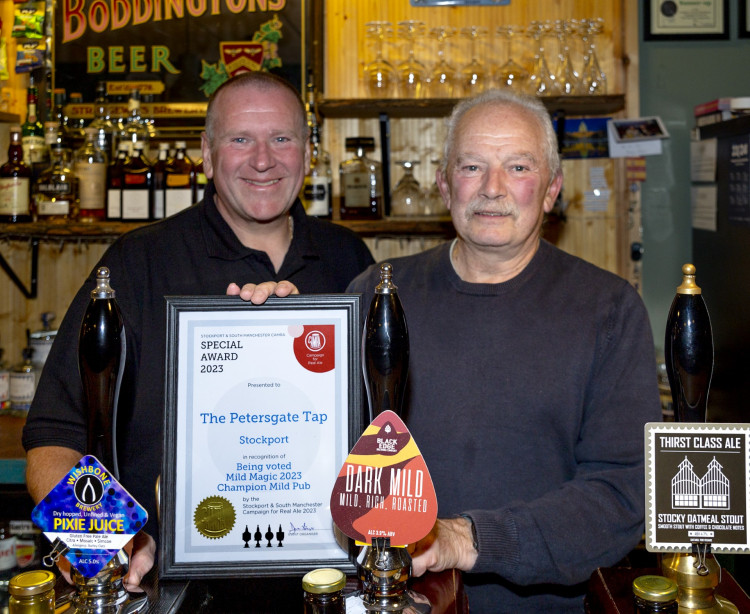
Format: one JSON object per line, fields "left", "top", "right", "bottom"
{"left": 159, "top": 295, "right": 362, "bottom": 578}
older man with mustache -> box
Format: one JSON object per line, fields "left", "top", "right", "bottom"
{"left": 348, "top": 89, "right": 661, "bottom": 613}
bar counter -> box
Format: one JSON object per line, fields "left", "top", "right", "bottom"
{"left": 52, "top": 568, "right": 468, "bottom": 613}
{"left": 585, "top": 566, "right": 750, "bottom": 613}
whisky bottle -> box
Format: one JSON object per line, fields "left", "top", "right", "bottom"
{"left": 302, "top": 125, "right": 333, "bottom": 218}
{"left": 164, "top": 140, "right": 195, "bottom": 217}
{"left": 51, "top": 88, "right": 71, "bottom": 149}
{"left": 665, "top": 264, "right": 713, "bottom": 423}
{"left": 121, "top": 140, "right": 153, "bottom": 221}
{"left": 33, "top": 141, "right": 78, "bottom": 222}
{"left": 67, "top": 92, "right": 88, "bottom": 150}
{"left": 0, "top": 127, "right": 33, "bottom": 223}
{"left": 122, "top": 89, "right": 150, "bottom": 157}
{"left": 21, "top": 84, "right": 46, "bottom": 180}
{"left": 194, "top": 158, "right": 208, "bottom": 202}
{"left": 152, "top": 142, "right": 170, "bottom": 220}
{"left": 75, "top": 127, "right": 107, "bottom": 221}
{"left": 106, "top": 141, "right": 131, "bottom": 220}
{"left": 339, "top": 137, "right": 382, "bottom": 219}
{"left": 88, "top": 81, "right": 116, "bottom": 160}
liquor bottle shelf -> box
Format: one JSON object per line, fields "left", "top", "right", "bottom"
{"left": 319, "top": 95, "right": 626, "bottom": 119}
{"left": 0, "top": 218, "right": 455, "bottom": 242}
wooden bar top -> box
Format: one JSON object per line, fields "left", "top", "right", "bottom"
{"left": 585, "top": 566, "right": 750, "bottom": 613}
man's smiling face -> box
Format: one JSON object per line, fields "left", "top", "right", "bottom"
{"left": 201, "top": 83, "right": 310, "bottom": 229}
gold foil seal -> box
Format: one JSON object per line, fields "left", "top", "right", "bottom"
{"left": 194, "top": 496, "right": 235, "bottom": 539}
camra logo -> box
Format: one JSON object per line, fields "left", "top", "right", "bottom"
{"left": 305, "top": 330, "right": 327, "bottom": 352}
{"left": 74, "top": 474, "right": 105, "bottom": 507}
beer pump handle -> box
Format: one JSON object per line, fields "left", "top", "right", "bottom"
{"left": 664, "top": 264, "right": 714, "bottom": 423}
{"left": 78, "top": 266, "right": 126, "bottom": 478}
{"left": 362, "top": 263, "right": 410, "bottom": 421}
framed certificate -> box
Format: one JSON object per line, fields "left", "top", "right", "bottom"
{"left": 159, "top": 295, "right": 362, "bottom": 579}
{"left": 741, "top": 0, "right": 750, "bottom": 38}
{"left": 644, "top": 0, "right": 729, "bottom": 41}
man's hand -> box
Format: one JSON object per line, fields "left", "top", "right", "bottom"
{"left": 226, "top": 281, "right": 299, "bottom": 304}
{"left": 123, "top": 531, "right": 156, "bottom": 592}
{"left": 409, "top": 517, "right": 478, "bottom": 577}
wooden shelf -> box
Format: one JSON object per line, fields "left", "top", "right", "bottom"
{"left": 0, "top": 217, "right": 456, "bottom": 243}
{"left": 319, "top": 95, "right": 626, "bottom": 119}
{"left": 0, "top": 112, "right": 21, "bottom": 124}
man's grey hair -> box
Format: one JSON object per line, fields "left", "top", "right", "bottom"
{"left": 204, "top": 71, "right": 308, "bottom": 142}
{"left": 441, "top": 89, "right": 561, "bottom": 179}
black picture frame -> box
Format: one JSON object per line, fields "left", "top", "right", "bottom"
{"left": 741, "top": 0, "right": 750, "bottom": 38}
{"left": 644, "top": 0, "right": 729, "bottom": 41}
{"left": 159, "top": 294, "right": 362, "bottom": 579}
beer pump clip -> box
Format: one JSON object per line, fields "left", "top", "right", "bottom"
{"left": 330, "top": 263, "right": 438, "bottom": 613}
{"left": 30, "top": 268, "right": 150, "bottom": 613}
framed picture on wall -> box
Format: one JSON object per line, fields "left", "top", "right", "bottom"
{"left": 741, "top": 0, "right": 750, "bottom": 38}
{"left": 644, "top": 0, "right": 729, "bottom": 41}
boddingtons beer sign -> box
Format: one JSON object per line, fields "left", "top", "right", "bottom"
{"left": 53, "top": 0, "right": 305, "bottom": 103}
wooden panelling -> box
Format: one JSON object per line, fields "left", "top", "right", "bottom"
{"left": 0, "top": 240, "right": 108, "bottom": 368}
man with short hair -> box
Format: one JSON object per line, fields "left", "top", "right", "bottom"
{"left": 23, "top": 72, "right": 374, "bottom": 587}
{"left": 348, "top": 89, "right": 661, "bottom": 613}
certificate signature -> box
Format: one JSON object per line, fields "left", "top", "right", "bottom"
{"left": 289, "top": 522, "right": 316, "bottom": 535}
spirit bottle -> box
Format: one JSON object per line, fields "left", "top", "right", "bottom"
{"left": 302, "top": 124, "right": 333, "bottom": 218}
{"left": 88, "top": 81, "right": 116, "bottom": 160}
{"left": 67, "top": 92, "right": 88, "bottom": 150}
{"left": 164, "top": 140, "right": 195, "bottom": 217}
{"left": 152, "top": 142, "right": 170, "bottom": 220}
{"left": 33, "top": 141, "right": 78, "bottom": 222}
{"left": 21, "top": 84, "right": 46, "bottom": 179}
{"left": 51, "top": 88, "right": 71, "bottom": 148}
{"left": 9, "top": 347, "right": 36, "bottom": 417}
{"left": 194, "top": 158, "right": 208, "bottom": 202}
{"left": 121, "top": 141, "right": 153, "bottom": 221}
{"left": 0, "top": 127, "right": 33, "bottom": 223}
{"left": 75, "top": 127, "right": 108, "bottom": 221}
{"left": 106, "top": 141, "right": 131, "bottom": 220}
{"left": 339, "top": 137, "right": 383, "bottom": 219}
{"left": 122, "top": 89, "right": 150, "bottom": 157}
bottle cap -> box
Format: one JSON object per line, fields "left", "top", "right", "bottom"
{"left": 302, "top": 567, "right": 346, "bottom": 594}
{"left": 632, "top": 574, "right": 678, "bottom": 602}
{"left": 345, "top": 136, "right": 375, "bottom": 151}
{"left": 9, "top": 569, "right": 56, "bottom": 596}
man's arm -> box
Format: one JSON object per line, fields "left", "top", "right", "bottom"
{"left": 26, "top": 446, "right": 83, "bottom": 504}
